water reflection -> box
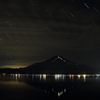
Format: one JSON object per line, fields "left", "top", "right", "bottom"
{"left": 2, "top": 74, "right": 100, "bottom": 97}
{"left": 77, "top": 75, "right": 81, "bottom": 79}
{"left": 0, "top": 81, "right": 24, "bottom": 85}
{"left": 9, "top": 74, "right": 100, "bottom": 83}
{"left": 7, "top": 74, "right": 95, "bottom": 97}
{"left": 40, "top": 74, "right": 47, "bottom": 80}
{"left": 82, "top": 74, "right": 86, "bottom": 82}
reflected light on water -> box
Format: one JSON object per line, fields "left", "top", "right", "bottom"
{"left": 39, "top": 74, "right": 47, "bottom": 80}
{"left": 55, "top": 74, "right": 60, "bottom": 80}
{"left": 54, "top": 74, "right": 65, "bottom": 80}
{"left": 69, "top": 74, "right": 71, "bottom": 79}
{"left": 0, "top": 81, "right": 25, "bottom": 85}
{"left": 15, "top": 74, "right": 21, "bottom": 81}
{"left": 96, "top": 74, "right": 100, "bottom": 77}
{"left": 69, "top": 74, "right": 74, "bottom": 80}
{"left": 39, "top": 74, "right": 42, "bottom": 80}
{"left": 82, "top": 74, "right": 86, "bottom": 82}
{"left": 9, "top": 74, "right": 100, "bottom": 82}
{"left": 71, "top": 74, "right": 74, "bottom": 80}
{"left": 58, "top": 91, "right": 63, "bottom": 97}
{"left": 42, "top": 74, "right": 46, "bottom": 80}
{"left": 83, "top": 74, "right": 86, "bottom": 78}
{"left": 0, "top": 73, "right": 6, "bottom": 76}
{"left": 77, "top": 75, "right": 81, "bottom": 79}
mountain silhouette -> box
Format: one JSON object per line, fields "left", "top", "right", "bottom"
{"left": 20, "top": 55, "right": 98, "bottom": 74}
{"left": 0, "top": 55, "right": 98, "bottom": 74}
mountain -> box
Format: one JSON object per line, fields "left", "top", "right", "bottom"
{"left": 19, "top": 55, "right": 98, "bottom": 74}
{"left": 0, "top": 55, "right": 98, "bottom": 74}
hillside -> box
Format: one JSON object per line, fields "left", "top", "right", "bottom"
{"left": 0, "top": 56, "right": 98, "bottom": 74}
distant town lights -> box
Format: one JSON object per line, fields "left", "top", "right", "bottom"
{"left": 77, "top": 75, "right": 81, "bottom": 78}
{"left": 42, "top": 74, "right": 46, "bottom": 79}
{"left": 83, "top": 74, "right": 86, "bottom": 78}
{"left": 55, "top": 74, "right": 60, "bottom": 80}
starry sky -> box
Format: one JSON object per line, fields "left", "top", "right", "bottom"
{"left": 0, "top": 0, "right": 100, "bottom": 69}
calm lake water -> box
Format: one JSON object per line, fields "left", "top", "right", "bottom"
{"left": 0, "top": 74, "right": 100, "bottom": 100}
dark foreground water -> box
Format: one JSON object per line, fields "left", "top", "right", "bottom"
{"left": 0, "top": 74, "right": 100, "bottom": 100}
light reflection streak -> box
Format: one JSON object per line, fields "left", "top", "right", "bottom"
{"left": 38, "top": 74, "right": 47, "bottom": 80}
{"left": 9, "top": 74, "right": 100, "bottom": 82}
{"left": 39, "top": 74, "right": 42, "bottom": 80}
{"left": 42, "top": 74, "right": 46, "bottom": 80}
{"left": 58, "top": 91, "right": 63, "bottom": 97}
{"left": 69, "top": 74, "right": 71, "bottom": 79}
{"left": 0, "top": 81, "right": 25, "bottom": 85}
{"left": 82, "top": 74, "right": 86, "bottom": 82}
{"left": 55, "top": 74, "right": 60, "bottom": 80}
{"left": 54, "top": 74, "right": 65, "bottom": 80}
{"left": 71, "top": 74, "right": 74, "bottom": 81}
{"left": 68, "top": 74, "right": 74, "bottom": 80}
{"left": 77, "top": 75, "right": 81, "bottom": 79}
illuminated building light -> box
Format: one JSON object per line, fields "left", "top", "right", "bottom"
{"left": 96, "top": 74, "right": 100, "bottom": 76}
{"left": 42, "top": 74, "right": 46, "bottom": 78}
{"left": 83, "top": 74, "right": 86, "bottom": 78}
{"left": 14, "top": 74, "right": 21, "bottom": 77}
{"left": 55, "top": 74, "right": 60, "bottom": 80}
{"left": 18, "top": 74, "right": 20, "bottom": 77}
{"left": 71, "top": 74, "right": 74, "bottom": 80}
{"left": 42, "top": 74, "right": 47, "bottom": 80}
{"left": 71, "top": 74, "right": 74, "bottom": 77}
{"left": 54, "top": 74, "right": 66, "bottom": 80}
{"left": 58, "top": 92, "right": 60, "bottom": 97}
{"left": 68, "top": 74, "right": 74, "bottom": 80}
{"left": 58, "top": 91, "right": 63, "bottom": 97}
{"left": 1, "top": 73, "right": 6, "bottom": 76}
{"left": 62, "top": 75, "right": 65, "bottom": 79}
{"left": 39, "top": 74, "right": 42, "bottom": 79}
{"left": 82, "top": 74, "right": 86, "bottom": 82}
{"left": 15, "top": 74, "right": 18, "bottom": 77}
{"left": 69, "top": 74, "right": 71, "bottom": 79}
{"left": 77, "top": 75, "right": 81, "bottom": 78}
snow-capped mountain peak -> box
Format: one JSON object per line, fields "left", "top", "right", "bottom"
{"left": 52, "top": 56, "right": 66, "bottom": 62}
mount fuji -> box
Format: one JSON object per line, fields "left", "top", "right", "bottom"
{"left": 0, "top": 55, "right": 98, "bottom": 74}
{"left": 20, "top": 55, "right": 98, "bottom": 74}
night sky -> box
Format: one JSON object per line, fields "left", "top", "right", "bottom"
{"left": 0, "top": 0, "right": 100, "bottom": 69}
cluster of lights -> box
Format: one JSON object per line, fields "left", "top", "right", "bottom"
{"left": 9, "top": 74, "right": 100, "bottom": 81}
{"left": 10, "top": 74, "right": 30, "bottom": 77}
{"left": 54, "top": 74, "right": 65, "bottom": 80}
{"left": 0, "top": 73, "right": 6, "bottom": 76}
{"left": 45, "top": 88, "right": 67, "bottom": 97}
{"left": 68, "top": 74, "right": 89, "bottom": 82}
{"left": 39, "top": 74, "right": 47, "bottom": 80}
{"left": 58, "top": 88, "right": 67, "bottom": 97}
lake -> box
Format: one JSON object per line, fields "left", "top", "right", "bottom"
{"left": 0, "top": 74, "right": 100, "bottom": 100}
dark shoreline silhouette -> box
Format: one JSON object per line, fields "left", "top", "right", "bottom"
{"left": 0, "top": 56, "right": 99, "bottom": 74}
